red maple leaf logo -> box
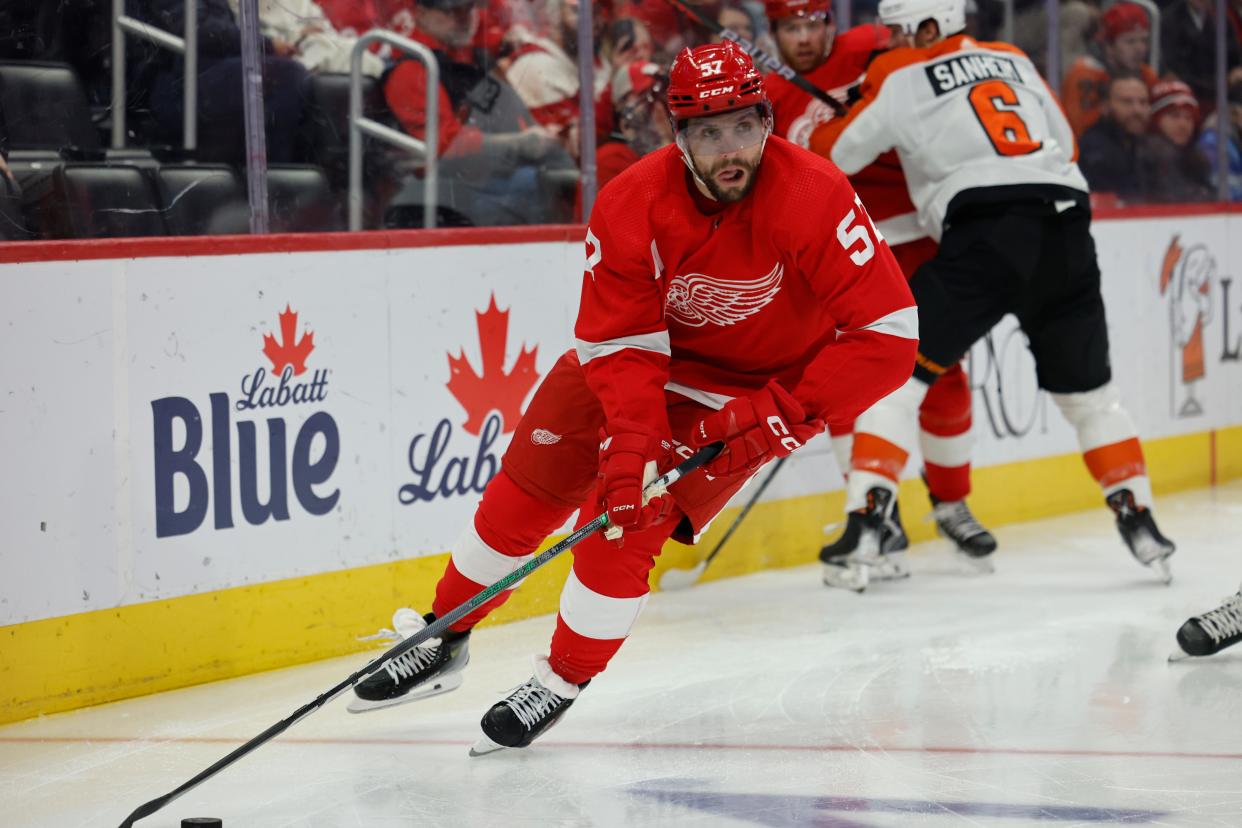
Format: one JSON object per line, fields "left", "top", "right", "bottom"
{"left": 263, "top": 305, "right": 315, "bottom": 376}
{"left": 447, "top": 295, "right": 539, "bottom": 435}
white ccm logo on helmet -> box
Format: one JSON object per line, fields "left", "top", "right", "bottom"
{"left": 698, "top": 85, "right": 736, "bottom": 98}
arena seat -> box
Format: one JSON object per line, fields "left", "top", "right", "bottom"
{"left": 0, "top": 61, "right": 99, "bottom": 154}
{"left": 47, "top": 163, "right": 167, "bottom": 238}
{"left": 155, "top": 164, "right": 248, "bottom": 237}
{"left": 266, "top": 164, "right": 339, "bottom": 233}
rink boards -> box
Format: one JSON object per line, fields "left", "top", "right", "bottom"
{"left": 2, "top": 210, "right": 1241, "bottom": 724}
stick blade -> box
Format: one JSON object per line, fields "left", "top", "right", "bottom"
{"left": 659, "top": 561, "right": 707, "bottom": 591}
{"left": 117, "top": 793, "right": 171, "bottom": 828}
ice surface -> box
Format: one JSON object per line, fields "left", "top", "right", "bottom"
{"left": 4, "top": 482, "right": 1242, "bottom": 827}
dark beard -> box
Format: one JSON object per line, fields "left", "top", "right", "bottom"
{"left": 700, "top": 156, "right": 759, "bottom": 203}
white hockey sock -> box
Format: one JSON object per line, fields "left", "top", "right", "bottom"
{"left": 845, "top": 376, "right": 929, "bottom": 512}
{"left": 830, "top": 432, "right": 854, "bottom": 482}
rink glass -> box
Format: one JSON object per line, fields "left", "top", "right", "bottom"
{"left": 0, "top": 0, "right": 1234, "bottom": 241}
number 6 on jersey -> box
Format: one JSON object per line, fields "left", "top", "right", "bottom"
{"left": 968, "top": 80, "right": 1042, "bottom": 157}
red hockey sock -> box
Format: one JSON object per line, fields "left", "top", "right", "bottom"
{"left": 919, "top": 363, "right": 973, "bottom": 502}
{"left": 546, "top": 504, "right": 679, "bottom": 684}
{"left": 432, "top": 470, "right": 574, "bottom": 632}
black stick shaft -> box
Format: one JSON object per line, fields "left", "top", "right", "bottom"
{"left": 118, "top": 443, "right": 721, "bottom": 827}
{"left": 660, "top": 0, "right": 847, "bottom": 116}
{"left": 702, "top": 455, "right": 787, "bottom": 568}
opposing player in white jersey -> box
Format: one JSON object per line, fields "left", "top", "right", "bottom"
{"left": 818, "top": 0, "right": 1176, "bottom": 584}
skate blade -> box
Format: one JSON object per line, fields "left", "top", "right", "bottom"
{"left": 1168, "top": 648, "right": 1196, "bottom": 663}
{"left": 346, "top": 672, "right": 464, "bottom": 714}
{"left": 956, "top": 551, "right": 996, "bottom": 575}
{"left": 870, "top": 563, "right": 910, "bottom": 582}
{"left": 1148, "top": 556, "right": 1173, "bottom": 586}
{"left": 862, "top": 553, "right": 909, "bottom": 582}
{"left": 468, "top": 733, "right": 509, "bottom": 757}
{"left": 822, "top": 562, "right": 867, "bottom": 593}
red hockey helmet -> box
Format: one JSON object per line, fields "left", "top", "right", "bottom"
{"left": 764, "top": 0, "right": 830, "bottom": 21}
{"left": 666, "top": 42, "right": 768, "bottom": 123}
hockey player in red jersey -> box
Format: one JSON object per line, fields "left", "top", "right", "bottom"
{"left": 763, "top": 0, "right": 889, "bottom": 147}
{"left": 349, "top": 42, "right": 918, "bottom": 753}
{"left": 805, "top": 15, "right": 996, "bottom": 587}
{"left": 820, "top": 0, "right": 1176, "bottom": 587}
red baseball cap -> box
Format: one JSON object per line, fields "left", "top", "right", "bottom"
{"left": 1098, "top": 2, "right": 1150, "bottom": 42}
{"left": 764, "top": 0, "right": 830, "bottom": 21}
{"left": 611, "top": 60, "right": 663, "bottom": 107}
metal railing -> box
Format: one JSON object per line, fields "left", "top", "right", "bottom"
{"left": 349, "top": 30, "right": 439, "bottom": 230}
{"left": 111, "top": 0, "right": 198, "bottom": 151}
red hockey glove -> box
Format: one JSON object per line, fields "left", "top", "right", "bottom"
{"left": 690, "top": 380, "right": 823, "bottom": 476}
{"left": 597, "top": 419, "right": 674, "bottom": 543}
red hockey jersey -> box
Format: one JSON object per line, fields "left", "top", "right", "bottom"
{"left": 767, "top": 24, "right": 889, "bottom": 148}
{"left": 573, "top": 137, "right": 918, "bottom": 439}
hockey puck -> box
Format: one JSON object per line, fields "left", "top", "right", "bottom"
{"left": 181, "top": 819, "right": 222, "bottom": 827}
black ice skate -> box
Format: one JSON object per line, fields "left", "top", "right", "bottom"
{"left": 1170, "top": 584, "right": 1242, "bottom": 661}
{"left": 929, "top": 495, "right": 998, "bottom": 573}
{"left": 820, "top": 487, "right": 910, "bottom": 592}
{"left": 348, "top": 609, "right": 471, "bottom": 713}
{"left": 1106, "top": 489, "right": 1175, "bottom": 584}
{"left": 470, "top": 656, "right": 586, "bottom": 756}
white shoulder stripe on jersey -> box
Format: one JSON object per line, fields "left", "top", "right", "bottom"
{"left": 664, "top": 381, "right": 735, "bottom": 411}
{"left": 845, "top": 305, "right": 919, "bottom": 340}
{"left": 576, "top": 331, "right": 671, "bottom": 363}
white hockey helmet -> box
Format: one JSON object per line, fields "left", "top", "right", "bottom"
{"left": 878, "top": 0, "right": 966, "bottom": 38}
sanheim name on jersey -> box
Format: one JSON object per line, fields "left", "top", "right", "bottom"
{"left": 925, "top": 53, "right": 1024, "bottom": 96}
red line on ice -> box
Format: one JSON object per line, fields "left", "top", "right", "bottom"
{"left": 2, "top": 735, "right": 1241, "bottom": 762}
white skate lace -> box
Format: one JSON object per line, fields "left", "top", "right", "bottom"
{"left": 383, "top": 643, "right": 439, "bottom": 684}
{"left": 504, "top": 680, "right": 562, "bottom": 729}
{"left": 930, "top": 500, "right": 986, "bottom": 541}
{"left": 1197, "top": 589, "right": 1242, "bottom": 644}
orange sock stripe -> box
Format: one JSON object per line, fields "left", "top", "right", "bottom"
{"left": 851, "top": 432, "right": 909, "bottom": 482}
{"left": 1083, "top": 437, "right": 1147, "bottom": 488}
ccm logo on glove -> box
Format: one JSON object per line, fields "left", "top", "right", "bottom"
{"left": 691, "top": 381, "right": 822, "bottom": 476}
{"left": 597, "top": 420, "right": 675, "bottom": 543}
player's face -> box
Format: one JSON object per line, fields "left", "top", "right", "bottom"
{"left": 913, "top": 19, "right": 941, "bottom": 47}
{"left": 1108, "top": 29, "right": 1150, "bottom": 72}
{"left": 683, "top": 108, "right": 768, "bottom": 203}
{"left": 773, "top": 15, "right": 834, "bottom": 73}
{"left": 886, "top": 25, "right": 913, "bottom": 48}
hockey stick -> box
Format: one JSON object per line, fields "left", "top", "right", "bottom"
{"left": 659, "top": 454, "right": 788, "bottom": 590}
{"left": 660, "top": 0, "right": 848, "bottom": 117}
{"left": 117, "top": 442, "right": 722, "bottom": 828}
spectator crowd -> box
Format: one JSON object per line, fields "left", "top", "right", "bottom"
{"left": 2, "top": 0, "right": 1242, "bottom": 234}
